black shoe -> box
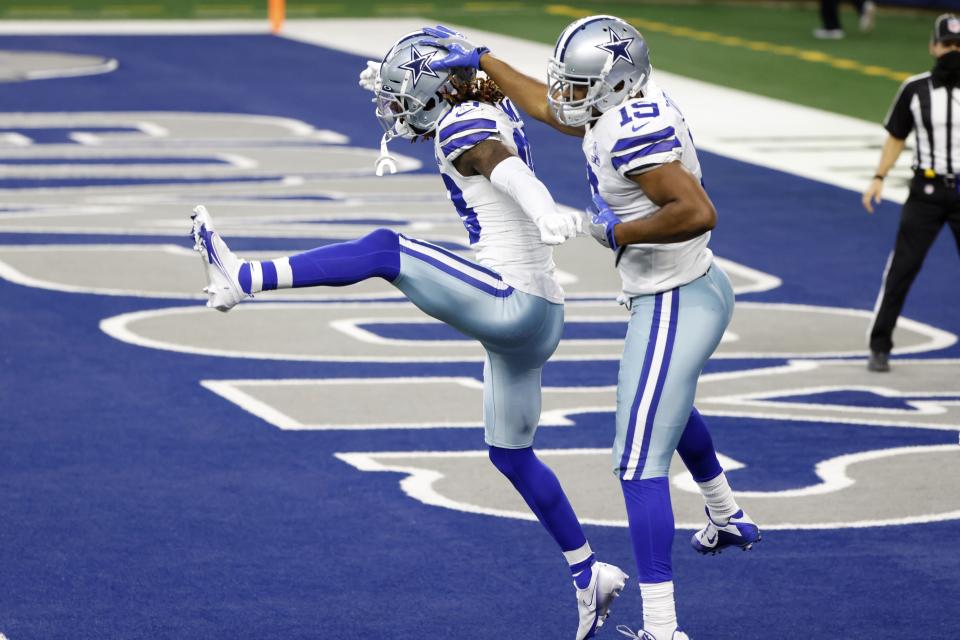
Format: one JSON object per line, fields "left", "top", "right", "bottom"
{"left": 868, "top": 351, "right": 890, "bottom": 372}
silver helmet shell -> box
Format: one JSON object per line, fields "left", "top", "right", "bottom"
{"left": 376, "top": 40, "right": 473, "bottom": 140}
{"left": 547, "top": 15, "right": 651, "bottom": 127}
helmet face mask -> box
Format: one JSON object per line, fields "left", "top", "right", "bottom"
{"left": 547, "top": 15, "right": 651, "bottom": 126}
{"left": 375, "top": 86, "right": 433, "bottom": 139}
{"left": 547, "top": 60, "right": 618, "bottom": 127}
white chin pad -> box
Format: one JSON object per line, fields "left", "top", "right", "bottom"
{"left": 375, "top": 155, "right": 398, "bottom": 176}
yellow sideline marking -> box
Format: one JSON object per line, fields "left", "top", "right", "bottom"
{"left": 194, "top": 4, "right": 257, "bottom": 16}
{"left": 286, "top": 3, "right": 346, "bottom": 16}
{"left": 100, "top": 4, "right": 164, "bottom": 16}
{"left": 373, "top": 3, "right": 435, "bottom": 14}
{"left": 6, "top": 5, "right": 73, "bottom": 16}
{"left": 546, "top": 4, "right": 911, "bottom": 82}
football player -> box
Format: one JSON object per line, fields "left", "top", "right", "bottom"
{"left": 427, "top": 17, "right": 762, "bottom": 640}
{"left": 191, "top": 33, "right": 628, "bottom": 640}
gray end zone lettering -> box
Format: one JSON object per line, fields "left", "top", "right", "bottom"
{"left": 335, "top": 445, "right": 960, "bottom": 530}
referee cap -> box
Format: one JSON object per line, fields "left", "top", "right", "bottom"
{"left": 933, "top": 13, "right": 960, "bottom": 44}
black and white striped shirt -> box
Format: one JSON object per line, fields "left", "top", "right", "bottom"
{"left": 885, "top": 71, "right": 960, "bottom": 175}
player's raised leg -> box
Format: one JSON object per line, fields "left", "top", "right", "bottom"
{"left": 190, "top": 204, "right": 401, "bottom": 312}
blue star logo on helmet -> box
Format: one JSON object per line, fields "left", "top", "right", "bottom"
{"left": 595, "top": 30, "right": 635, "bottom": 67}
{"left": 398, "top": 45, "right": 440, "bottom": 87}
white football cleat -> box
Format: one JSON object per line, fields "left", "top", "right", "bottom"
{"left": 576, "top": 562, "right": 629, "bottom": 639}
{"left": 190, "top": 205, "right": 250, "bottom": 312}
{"left": 691, "top": 508, "right": 761, "bottom": 555}
{"left": 615, "top": 626, "right": 690, "bottom": 640}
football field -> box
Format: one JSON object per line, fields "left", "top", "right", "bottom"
{"left": 1, "top": 6, "right": 959, "bottom": 640}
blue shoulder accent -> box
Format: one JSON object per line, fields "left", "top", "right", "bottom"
{"left": 611, "top": 138, "right": 682, "bottom": 170}
{"left": 586, "top": 163, "right": 599, "bottom": 195}
{"left": 612, "top": 126, "right": 675, "bottom": 153}
{"left": 438, "top": 117, "right": 497, "bottom": 142}
{"left": 441, "top": 131, "right": 494, "bottom": 158}
{"left": 499, "top": 99, "right": 521, "bottom": 122}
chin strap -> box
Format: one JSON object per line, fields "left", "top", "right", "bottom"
{"left": 375, "top": 131, "right": 398, "bottom": 176}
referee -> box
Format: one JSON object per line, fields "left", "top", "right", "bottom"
{"left": 862, "top": 13, "right": 960, "bottom": 373}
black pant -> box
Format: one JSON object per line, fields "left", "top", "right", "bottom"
{"left": 820, "top": 0, "right": 866, "bottom": 30}
{"left": 869, "top": 175, "right": 960, "bottom": 353}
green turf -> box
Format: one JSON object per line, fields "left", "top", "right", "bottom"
{"left": 0, "top": 0, "right": 942, "bottom": 122}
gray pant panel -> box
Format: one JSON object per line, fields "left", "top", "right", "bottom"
{"left": 393, "top": 251, "right": 563, "bottom": 448}
{"left": 613, "top": 266, "right": 734, "bottom": 480}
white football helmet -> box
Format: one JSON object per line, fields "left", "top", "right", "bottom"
{"left": 547, "top": 15, "right": 651, "bottom": 126}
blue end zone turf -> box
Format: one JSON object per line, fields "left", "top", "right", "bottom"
{"left": 0, "top": 34, "right": 958, "bottom": 640}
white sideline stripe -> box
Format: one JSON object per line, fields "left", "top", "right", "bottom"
{"left": 623, "top": 290, "right": 674, "bottom": 481}
{"left": 335, "top": 444, "right": 960, "bottom": 530}
{"left": 274, "top": 257, "right": 293, "bottom": 288}
{"left": 0, "top": 20, "right": 270, "bottom": 34}
{"left": 399, "top": 236, "right": 509, "bottom": 291}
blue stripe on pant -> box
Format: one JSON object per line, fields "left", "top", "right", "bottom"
{"left": 613, "top": 266, "right": 734, "bottom": 480}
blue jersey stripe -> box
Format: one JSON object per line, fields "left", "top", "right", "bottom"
{"left": 612, "top": 126, "right": 675, "bottom": 153}
{"left": 586, "top": 163, "right": 599, "bottom": 195}
{"left": 441, "top": 131, "right": 495, "bottom": 158}
{"left": 611, "top": 138, "right": 682, "bottom": 170}
{"left": 439, "top": 173, "right": 481, "bottom": 244}
{"left": 438, "top": 118, "right": 497, "bottom": 142}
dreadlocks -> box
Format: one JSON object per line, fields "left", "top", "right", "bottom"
{"left": 409, "top": 75, "right": 506, "bottom": 143}
{"left": 444, "top": 75, "right": 506, "bottom": 106}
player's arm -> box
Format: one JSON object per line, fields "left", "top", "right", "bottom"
{"left": 862, "top": 135, "right": 906, "bottom": 214}
{"left": 616, "top": 162, "right": 716, "bottom": 245}
{"left": 423, "top": 26, "right": 584, "bottom": 138}
{"left": 479, "top": 54, "right": 585, "bottom": 138}
{"left": 453, "top": 140, "right": 580, "bottom": 244}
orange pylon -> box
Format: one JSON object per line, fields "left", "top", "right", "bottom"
{"left": 269, "top": 0, "right": 285, "bottom": 34}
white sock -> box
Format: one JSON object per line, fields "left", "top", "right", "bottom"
{"left": 697, "top": 472, "right": 740, "bottom": 525}
{"left": 640, "top": 581, "right": 677, "bottom": 639}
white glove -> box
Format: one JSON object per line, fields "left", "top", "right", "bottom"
{"left": 358, "top": 60, "right": 380, "bottom": 93}
{"left": 534, "top": 209, "right": 582, "bottom": 246}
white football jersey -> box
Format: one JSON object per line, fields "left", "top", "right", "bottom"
{"left": 434, "top": 98, "right": 564, "bottom": 303}
{"left": 583, "top": 76, "right": 713, "bottom": 297}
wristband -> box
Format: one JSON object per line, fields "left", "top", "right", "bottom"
{"left": 873, "top": 174, "right": 885, "bottom": 181}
